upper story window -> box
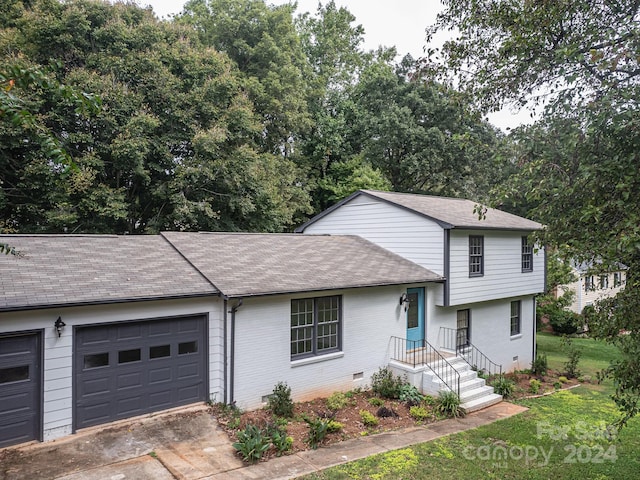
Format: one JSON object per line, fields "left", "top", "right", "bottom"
{"left": 585, "top": 275, "right": 595, "bottom": 292}
{"left": 291, "top": 295, "right": 341, "bottom": 359}
{"left": 469, "top": 235, "right": 484, "bottom": 277}
{"left": 613, "top": 272, "right": 623, "bottom": 287}
{"left": 510, "top": 300, "right": 521, "bottom": 336}
{"left": 599, "top": 274, "right": 609, "bottom": 289}
{"left": 521, "top": 237, "right": 533, "bottom": 272}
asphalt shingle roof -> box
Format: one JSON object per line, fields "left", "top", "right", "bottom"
{"left": 0, "top": 234, "right": 217, "bottom": 312}
{"left": 297, "top": 190, "right": 543, "bottom": 232}
{"left": 161, "top": 232, "right": 442, "bottom": 297}
{"left": 362, "top": 190, "right": 543, "bottom": 230}
{"left": 1, "top": 232, "right": 442, "bottom": 310}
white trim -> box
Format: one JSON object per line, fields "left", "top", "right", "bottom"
{"left": 290, "top": 351, "right": 344, "bottom": 368}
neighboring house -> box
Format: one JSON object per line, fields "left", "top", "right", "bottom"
{"left": 557, "top": 262, "right": 627, "bottom": 314}
{"left": 0, "top": 190, "right": 545, "bottom": 449}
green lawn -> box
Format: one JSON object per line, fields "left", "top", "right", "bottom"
{"left": 535, "top": 332, "right": 623, "bottom": 379}
{"left": 299, "top": 335, "right": 639, "bottom": 480}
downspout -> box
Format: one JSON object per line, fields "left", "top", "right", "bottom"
{"left": 532, "top": 296, "right": 537, "bottom": 362}
{"left": 229, "top": 299, "right": 243, "bottom": 405}
{"left": 443, "top": 229, "right": 450, "bottom": 307}
{"left": 223, "top": 298, "right": 228, "bottom": 404}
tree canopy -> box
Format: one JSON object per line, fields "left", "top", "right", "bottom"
{"left": 1, "top": 0, "right": 508, "bottom": 234}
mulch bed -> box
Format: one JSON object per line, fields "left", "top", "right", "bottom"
{"left": 211, "top": 369, "right": 583, "bottom": 462}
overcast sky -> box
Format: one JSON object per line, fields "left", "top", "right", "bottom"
{"left": 138, "top": 0, "right": 534, "bottom": 130}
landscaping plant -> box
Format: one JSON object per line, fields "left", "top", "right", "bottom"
{"left": 326, "top": 391, "right": 349, "bottom": 411}
{"left": 398, "top": 383, "right": 424, "bottom": 406}
{"left": 232, "top": 424, "right": 271, "bottom": 463}
{"left": 561, "top": 336, "right": 582, "bottom": 378}
{"left": 531, "top": 352, "right": 548, "bottom": 377}
{"left": 267, "top": 381, "right": 294, "bottom": 418}
{"left": 491, "top": 375, "right": 515, "bottom": 398}
{"left": 304, "top": 416, "right": 330, "bottom": 449}
{"left": 359, "top": 409, "right": 379, "bottom": 427}
{"left": 435, "top": 390, "right": 464, "bottom": 418}
{"left": 370, "top": 367, "right": 405, "bottom": 399}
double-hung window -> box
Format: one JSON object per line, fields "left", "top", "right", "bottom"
{"left": 613, "top": 272, "right": 622, "bottom": 287}
{"left": 510, "top": 301, "right": 521, "bottom": 336}
{"left": 291, "top": 295, "right": 341, "bottom": 359}
{"left": 469, "top": 235, "right": 484, "bottom": 277}
{"left": 585, "top": 276, "right": 595, "bottom": 292}
{"left": 521, "top": 237, "right": 533, "bottom": 272}
{"left": 599, "top": 275, "right": 609, "bottom": 289}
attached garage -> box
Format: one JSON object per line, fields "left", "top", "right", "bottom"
{"left": 74, "top": 316, "right": 208, "bottom": 430}
{"left": 0, "top": 332, "right": 42, "bottom": 448}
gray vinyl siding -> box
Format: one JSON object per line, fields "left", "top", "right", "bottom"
{"left": 448, "top": 230, "right": 545, "bottom": 306}
{"left": 302, "top": 195, "right": 446, "bottom": 275}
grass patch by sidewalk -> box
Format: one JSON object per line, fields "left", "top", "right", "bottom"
{"left": 302, "top": 387, "right": 640, "bottom": 480}
{"left": 300, "top": 336, "right": 639, "bottom": 480}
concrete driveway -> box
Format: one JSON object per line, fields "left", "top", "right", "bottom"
{"left": 0, "top": 405, "right": 243, "bottom": 480}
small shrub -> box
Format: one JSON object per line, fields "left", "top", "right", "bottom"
{"left": 398, "top": 383, "right": 424, "bottom": 405}
{"left": 267, "top": 381, "right": 294, "bottom": 418}
{"left": 326, "top": 420, "right": 344, "bottom": 433}
{"left": 531, "top": 353, "right": 548, "bottom": 377}
{"left": 548, "top": 309, "right": 580, "bottom": 335}
{"left": 232, "top": 424, "right": 271, "bottom": 463}
{"left": 554, "top": 381, "right": 562, "bottom": 390}
{"left": 529, "top": 378, "right": 542, "bottom": 395}
{"left": 370, "top": 367, "right": 405, "bottom": 399}
{"left": 491, "top": 376, "right": 515, "bottom": 398}
{"left": 435, "top": 390, "right": 464, "bottom": 418}
{"left": 409, "top": 406, "right": 430, "bottom": 421}
{"left": 326, "top": 392, "right": 349, "bottom": 411}
{"left": 359, "top": 409, "right": 379, "bottom": 427}
{"left": 561, "top": 336, "right": 582, "bottom": 378}
{"left": 558, "top": 375, "right": 568, "bottom": 383}
{"left": 304, "top": 416, "right": 330, "bottom": 449}
{"left": 376, "top": 406, "right": 399, "bottom": 418}
{"left": 422, "top": 395, "right": 437, "bottom": 406}
{"left": 267, "top": 424, "right": 293, "bottom": 456}
{"left": 368, "top": 397, "right": 384, "bottom": 407}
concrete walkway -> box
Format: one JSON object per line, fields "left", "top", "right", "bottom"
{"left": 0, "top": 402, "right": 527, "bottom": 480}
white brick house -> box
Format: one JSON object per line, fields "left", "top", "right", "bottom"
{"left": 0, "top": 190, "right": 545, "bottom": 448}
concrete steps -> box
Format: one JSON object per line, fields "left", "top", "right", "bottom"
{"left": 423, "top": 356, "right": 502, "bottom": 413}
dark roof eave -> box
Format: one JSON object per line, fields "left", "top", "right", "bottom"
{"left": 0, "top": 291, "right": 220, "bottom": 313}
{"left": 221, "top": 277, "right": 446, "bottom": 299}
{"left": 450, "top": 226, "right": 544, "bottom": 232}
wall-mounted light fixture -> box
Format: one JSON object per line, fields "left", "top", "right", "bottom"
{"left": 54, "top": 316, "right": 66, "bottom": 338}
{"left": 399, "top": 293, "right": 410, "bottom": 311}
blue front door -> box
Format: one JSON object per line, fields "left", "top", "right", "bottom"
{"left": 406, "top": 287, "right": 425, "bottom": 349}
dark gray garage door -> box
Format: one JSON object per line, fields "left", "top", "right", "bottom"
{"left": 0, "top": 332, "right": 41, "bottom": 448}
{"left": 75, "top": 316, "right": 207, "bottom": 430}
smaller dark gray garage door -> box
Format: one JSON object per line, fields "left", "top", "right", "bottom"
{"left": 0, "top": 333, "right": 41, "bottom": 448}
{"left": 75, "top": 316, "right": 207, "bottom": 430}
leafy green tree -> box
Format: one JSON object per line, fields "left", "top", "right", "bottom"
{"left": 427, "top": 0, "right": 640, "bottom": 426}
{"left": 2, "top": 0, "right": 310, "bottom": 233}
{"left": 180, "top": 0, "right": 312, "bottom": 156}
{"left": 315, "top": 155, "right": 391, "bottom": 206}
{"left": 346, "top": 57, "right": 503, "bottom": 199}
